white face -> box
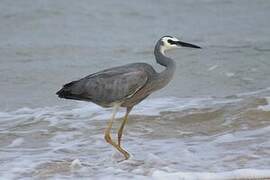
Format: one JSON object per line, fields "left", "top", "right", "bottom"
{"left": 160, "top": 36, "right": 180, "bottom": 54}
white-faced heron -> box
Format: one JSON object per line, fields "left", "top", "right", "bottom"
{"left": 56, "top": 36, "right": 201, "bottom": 160}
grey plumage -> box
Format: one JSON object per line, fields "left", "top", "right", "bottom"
{"left": 57, "top": 63, "right": 155, "bottom": 107}
{"left": 56, "top": 36, "right": 201, "bottom": 160}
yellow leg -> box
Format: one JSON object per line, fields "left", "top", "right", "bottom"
{"left": 104, "top": 104, "right": 130, "bottom": 160}
{"left": 118, "top": 107, "right": 132, "bottom": 147}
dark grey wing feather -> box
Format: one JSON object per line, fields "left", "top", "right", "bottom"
{"left": 57, "top": 63, "right": 154, "bottom": 106}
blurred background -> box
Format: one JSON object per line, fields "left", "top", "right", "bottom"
{"left": 1, "top": 0, "right": 270, "bottom": 110}
{"left": 1, "top": 0, "right": 270, "bottom": 179}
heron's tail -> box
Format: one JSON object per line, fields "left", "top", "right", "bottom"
{"left": 56, "top": 81, "right": 78, "bottom": 99}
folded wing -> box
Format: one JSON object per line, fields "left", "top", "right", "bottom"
{"left": 56, "top": 63, "right": 153, "bottom": 107}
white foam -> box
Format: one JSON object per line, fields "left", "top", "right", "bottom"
{"left": 152, "top": 169, "right": 270, "bottom": 180}
{"left": 0, "top": 97, "right": 269, "bottom": 179}
{"left": 7, "top": 138, "right": 24, "bottom": 147}
{"left": 145, "top": 153, "right": 165, "bottom": 166}
{"left": 225, "top": 72, "right": 235, "bottom": 77}
{"left": 0, "top": 97, "right": 241, "bottom": 124}
{"left": 258, "top": 97, "right": 270, "bottom": 111}
{"left": 70, "top": 159, "right": 82, "bottom": 169}
{"left": 132, "top": 97, "right": 241, "bottom": 116}
{"left": 208, "top": 65, "right": 219, "bottom": 71}
{"left": 237, "top": 87, "right": 270, "bottom": 97}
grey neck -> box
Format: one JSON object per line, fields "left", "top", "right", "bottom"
{"left": 152, "top": 41, "right": 176, "bottom": 89}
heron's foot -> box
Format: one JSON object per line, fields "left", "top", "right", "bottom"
{"left": 104, "top": 105, "right": 132, "bottom": 161}
{"left": 104, "top": 134, "right": 130, "bottom": 161}
{"left": 113, "top": 150, "right": 131, "bottom": 162}
{"left": 116, "top": 150, "right": 130, "bottom": 162}
{"left": 121, "top": 148, "right": 130, "bottom": 160}
{"left": 115, "top": 144, "right": 130, "bottom": 161}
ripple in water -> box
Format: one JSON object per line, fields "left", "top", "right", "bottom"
{"left": 0, "top": 96, "right": 270, "bottom": 179}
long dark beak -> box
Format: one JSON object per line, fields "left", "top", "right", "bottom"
{"left": 176, "top": 41, "right": 201, "bottom": 49}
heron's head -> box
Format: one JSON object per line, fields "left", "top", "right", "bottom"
{"left": 158, "top": 36, "right": 201, "bottom": 54}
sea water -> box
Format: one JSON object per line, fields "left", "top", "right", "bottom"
{"left": 1, "top": 0, "right": 270, "bottom": 179}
